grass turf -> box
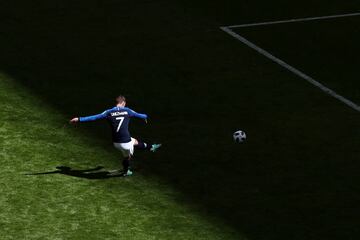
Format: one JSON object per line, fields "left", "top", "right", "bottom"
{"left": 0, "top": 75, "right": 241, "bottom": 239}
{"left": 1, "top": 1, "right": 360, "bottom": 239}
{"left": 234, "top": 16, "right": 360, "bottom": 103}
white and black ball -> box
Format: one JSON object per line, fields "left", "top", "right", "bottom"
{"left": 233, "top": 130, "right": 246, "bottom": 143}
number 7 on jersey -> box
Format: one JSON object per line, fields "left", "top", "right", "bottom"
{"left": 116, "top": 117, "right": 124, "bottom": 132}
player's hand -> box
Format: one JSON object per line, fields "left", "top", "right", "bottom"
{"left": 69, "top": 117, "right": 79, "bottom": 124}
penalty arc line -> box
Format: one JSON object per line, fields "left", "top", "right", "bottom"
{"left": 220, "top": 26, "right": 360, "bottom": 112}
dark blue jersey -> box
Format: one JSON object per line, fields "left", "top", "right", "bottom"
{"left": 79, "top": 107, "right": 147, "bottom": 143}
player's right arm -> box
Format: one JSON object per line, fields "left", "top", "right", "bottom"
{"left": 70, "top": 110, "right": 109, "bottom": 124}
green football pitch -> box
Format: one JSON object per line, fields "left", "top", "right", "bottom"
{"left": 1, "top": 1, "right": 360, "bottom": 239}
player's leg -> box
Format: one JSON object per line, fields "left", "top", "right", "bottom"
{"left": 122, "top": 155, "right": 133, "bottom": 176}
{"left": 113, "top": 142, "right": 134, "bottom": 176}
{"left": 132, "top": 137, "right": 162, "bottom": 152}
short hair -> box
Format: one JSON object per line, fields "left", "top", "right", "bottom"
{"left": 116, "top": 95, "right": 126, "bottom": 104}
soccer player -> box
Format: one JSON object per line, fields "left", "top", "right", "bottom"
{"left": 69, "top": 95, "right": 161, "bottom": 176}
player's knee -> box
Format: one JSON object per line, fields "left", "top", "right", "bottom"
{"left": 132, "top": 138, "right": 138, "bottom": 145}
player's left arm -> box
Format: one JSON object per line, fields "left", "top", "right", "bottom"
{"left": 127, "top": 108, "right": 148, "bottom": 123}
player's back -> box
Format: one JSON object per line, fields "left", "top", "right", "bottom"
{"left": 78, "top": 106, "right": 147, "bottom": 143}
{"left": 106, "top": 107, "right": 133, "bottom": 143}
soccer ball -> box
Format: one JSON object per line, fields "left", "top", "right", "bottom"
{"left": 233, "top": 130, "right": 246, "bottom": 143}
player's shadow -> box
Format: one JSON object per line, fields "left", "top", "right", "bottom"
{"left": 25, "top": 166, "right": 123, "bottom": 179}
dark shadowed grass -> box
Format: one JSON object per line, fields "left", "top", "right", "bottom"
{"left": 235, "top": 16, "right": 360, "bottom": 103}
{"left": 1, "top": 1, "right": 360, "bottom": 239}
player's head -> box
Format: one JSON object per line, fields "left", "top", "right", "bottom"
{"left": 116, "top": 95, "right": 126, "bottom": 107}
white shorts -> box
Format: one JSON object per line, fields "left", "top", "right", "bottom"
{"left": 113, "top": 138, "right": 136, "bottom": 157}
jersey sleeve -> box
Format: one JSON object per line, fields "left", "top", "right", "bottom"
{"left": 127, "top": 108, "right": 148, "bottom": 119}
{"left": 79, "top": 110, "right": 109, "bottom": 122}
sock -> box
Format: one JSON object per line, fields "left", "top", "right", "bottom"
{"left": 135, "top": 141, "right": 151, "bottom": 150}
{"left": 122, "top": 158, "right": 130, "bottom": 172}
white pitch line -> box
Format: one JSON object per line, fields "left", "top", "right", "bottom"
{"left": 220, "top": 26, "right": 360, "bottom": 112}
{"left": 226, "top": 12, "right": 360, "bottom": 28}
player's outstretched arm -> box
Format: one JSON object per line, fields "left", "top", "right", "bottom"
{"left": 128, "top": 108, "right": 148, "bottom": 122}
{"left": 69, "top": 110, "right": 109, "bottom": 124}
